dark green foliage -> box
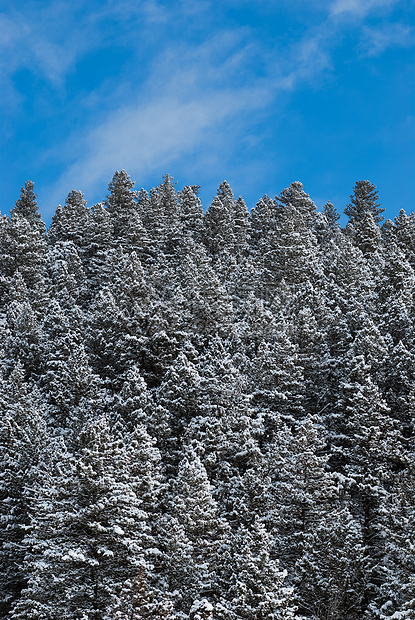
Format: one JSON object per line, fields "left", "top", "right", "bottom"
{"left": 345, "top": 180, "right": 384, "bottom": 226}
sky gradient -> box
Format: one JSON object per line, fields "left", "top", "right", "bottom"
{"left": 1, "top": 0, "right": 414, "bottom": 225}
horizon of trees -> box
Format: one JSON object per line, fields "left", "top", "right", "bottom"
{"left": 1, "top": 172, "right": 415, "bottom": 619}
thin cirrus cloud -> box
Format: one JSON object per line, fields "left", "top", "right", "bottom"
{"left": 1, "top": 9, "right": 86, "bottom": 84}
{"left": 45, "top": 25, "right": 331, "bottom": 209}
{"left": 47, "top": 85, "right": 272, "bottom": 209}
{"left": 1, "top": 0, "right": 414, "bottom": 220}
{"left": 360, "top": 22, "right": 414, "bottom": 55}
{"left": 330, "top": 0, "right": 402, "bottom": 17}
{"left": 39, "top": 0, "right": 413, "bottom": 215}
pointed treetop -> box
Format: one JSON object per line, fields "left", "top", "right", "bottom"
{"left": 276, "top": 181, "right": 317, "bottom": 227}
{"left": 11, "top": 181, "right": 45, "bottom": 233}
{"left": 217, "top": 180, "right": 234, "bottom": 205}
{"left": 344, "top": 180, "right": 384, "bottom": 226}
{"left": 12, "top": 181, "right": 38, "bottom": 219}
{"left": 105, "top": 170, "right": 137, "bottom": 214}
{"left": 65, "top": 189, "right": 87, "bottom": 210}
{"left": 323, "top": 201, "right": 340, "bottom": 228}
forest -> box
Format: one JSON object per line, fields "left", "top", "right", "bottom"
{"left": 1, "top": 172, "right": 415, "bottom": 619}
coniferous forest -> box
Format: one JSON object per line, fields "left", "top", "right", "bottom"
{"left": 2, "top": 171, "right": 415, "bottom": 619}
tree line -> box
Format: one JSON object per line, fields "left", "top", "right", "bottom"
{"left": 1, "top": 172, "right": 415, "bottom": 619}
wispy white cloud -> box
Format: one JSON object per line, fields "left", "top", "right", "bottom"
{"left": 43, "top": 29, "right": 274, "bottom": 211}
{"left": 4, "top": 0, "right": 413, "bottom": 216}
{"left": 41, "top": 0, "right": 409, "bottom": 213}
{"left": 276, "top": 30, "right": 333, "bottom": 90}
{"left": 330, "top": 0, "right": 401, "bottom": 18}
{"left": 1, "top": 6, "right": 78, "bottom": 80}
{"left": 45, "top": 90, "right": 270, "bottom": 210}
{"left": 360, "top": 22, "right": 414, "bottom": 55}
{"left": 0, "top": 0, "right": 167, "bottom": 97}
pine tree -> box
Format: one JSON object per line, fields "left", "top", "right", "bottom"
{"left": 177, "top": 185, "right": 204, "bottom": 244}
{"left": 215, "top": 519, "right": 297, "bottom": 620}
{"left": 368, "top": 449, "right": 415, "bottom": 619}
{"left": 249, "top": 333, "right": 305, "bottom": 435}
{"left": 82, "top": 201, "right": 114, "bottom": 296}
{"left": 105, "top": 170, "right": 151, "bottom": 260}
{"left": 264, "top": 417, "right": 339, "bottom": 572}
{"left": 249, "top": 195, "right": 278, "bottom": 247}
{"left": 138, "top": 176, "right": 180, "bottom": 255}
{"left": 166, "top": 235, "right": 233, "bottom": 338}
{"left": 295, "top": 507, "right": 368, "bottom": 620}
{"left": 156, "top": 449, "right": 230, "bottom": 615}
{"left": 3, "top": 300, "right": 44, "bottom": 382}
{"left": 11, "top": 180, "right": 46, "bottom": 237}
{"left": 106, "top": 566, "right": 175, "bottom": 620}
{"left": 203, "top": 181, "right": 249, "bottom": 263}
{"left": 345, "top": 180, "right": 384, "bottom": 226}
{"left": 48, "top": 190, "right": 90, "bottom": 252}
{"left": 184, "top": 338, "right": 261, "bottom": 519}
{"left": 323, "top": 200, "right": 340, "bottom": 228}
{"left": 45, "top": 240, "right": 85, "bottom": 307}
{"left": 353, "top": 210, "right": 382, "bottom": 256}
{"left": 39, "top": 298, "right": 102, "bottom": 426}
{"left": 254, "top": 183, "right": 320, "bottom": 292}
{"left": 0, "top": 182, "right": 47, "bottom": 308}
{"left": 0, "top": 365, "right": 47, "bottom": 616}
{"left": 375, "top": 240, "right": 415, "bottom": 345}
{"left": 394, "top": 208, "right": 415, "bottom": 269}
{"left": 11, "top": 417, "right": 160, "bottom": 619}
{"left": 333, "top": 355, "right": 405, "bottom": 614}
{"left": 276, "top": 181, "right": 316, "bottom": 229}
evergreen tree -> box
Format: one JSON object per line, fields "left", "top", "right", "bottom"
{"left": 215, "top": 520, "right": 297, "bottom": 620}
{"left": 333, "top": 355, "right": 405, "bottom": 614}
{"left": 177, "top": 185, "right": 204, "bottom": 243}
{"left": 249, "top": 333, "right": 305, "bottom": 434}
{"left": 353, "top": 211, "right": 382, "bottom": 256}
{"left": 45, "top": 240, "right": 85, "bottom": 307}
{"left": 394, "top": 208, "right": 415, "bottom": 269}
{"left": 254, "top": 183, "right": 320, "bottom": 292}
{"left": 156, "top": 449, "right": 230, "bottom": 615}
{"left": 203, "top": 181, "right": 249, "bottom": 263}
{"left": 11, "top": 417, "right": 160, "bottom": 619}
{"left": 48, "top": 190, "right": 90, "bottom": 251}
{"left": 295, "top": 507, "right": 368, "bottom": 620}
{"left": 11, "top": 180, "right": 46, "bottom": 237}
{"left": 368, "top": 449, "right": 415, "bottom": 619}
{"left": 264, "top": 417, "right": 339, "bottom": 572}
{"left": 79, "top": 201, "right": 114, "bottom": 300}
{"left": 3, "top": 172, "right": 414, "bottom": 618}
{"left": 0, "top": 183, "right": 47, "bottom": 308}
{"left": 166, "top": 235, "right": 233, "bottom": 338}
{"left": 3, "top": 300, "right": 43, "bottom": 382}
{"left": 0, "top": 365, "right": 47, "bottom": 616}
{"left": 275, "top": 181, "right": 316, "bottom": 229}
{"left": 323, "top": 200, "right": 340, "bottom": 228}
{"left": 249, "top": 195, "right": 278, "bottom": 247}
{"left": 105, "top": 170, "right": 151, "bottom": 259}
{"left": 106, "top": 566, "right": 175, "bottom": 620}
{"left": 344, "top": 180, "right": 384, "bottom": 226}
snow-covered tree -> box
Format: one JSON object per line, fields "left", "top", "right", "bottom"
{"left": 11, "top": 417, "right": 161, "bottom": 619}
{"left": 344, "top": 180, "right": 384, "bottom": 226}
{"left": 0, "top": 365, "right": 47, "bottom": 616}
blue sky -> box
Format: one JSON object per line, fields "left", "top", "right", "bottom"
{"left": 1, "top": 0, "right": 414, "bottom": 225}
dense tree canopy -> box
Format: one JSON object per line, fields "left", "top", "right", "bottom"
{"left": 1, "top": 172, "right": 414, "bottom": 619}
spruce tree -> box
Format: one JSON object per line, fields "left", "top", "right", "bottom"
{"left": 11, "top": 417, "right": 160, "bottom": 619}
{"left": 0, "top": 365, "right": 47, "bottom": 617}
{"left": 48, "top": 190, "right": 90, "bottom": 252}
{"left": 344, "top": 180, "right": 384, "bottom": 226}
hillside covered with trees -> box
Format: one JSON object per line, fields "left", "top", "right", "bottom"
{"left": 1, "top": 172, "right": 415, "bottom": 619}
